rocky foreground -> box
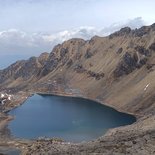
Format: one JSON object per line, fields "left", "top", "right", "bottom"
{"left": 1, "top": 24, "right": 155, "bottom": 154}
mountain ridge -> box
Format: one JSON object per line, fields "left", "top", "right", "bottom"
{"left": 1, "top": 24, "right": 155, "bottom": 115}
{"left": 1, "top": 23, "right": 155, "bottom": 154}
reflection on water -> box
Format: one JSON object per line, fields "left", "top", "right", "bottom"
{"left": 8, "top": 94, "right": 136, "bottom": 142}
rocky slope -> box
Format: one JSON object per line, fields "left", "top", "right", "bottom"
{"left": 1, "top": 24, "right": 155, "bottom": 154}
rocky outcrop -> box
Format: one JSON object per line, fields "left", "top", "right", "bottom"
{"left": 132, "top": 26, "right": 151, "bottom": 37}
{"left": 0, "top": 53, "right": 49, "bottom": 87}
{"left": 114, "top": 52, "right": 137, "bottom": 77}
{"left": 38, "top": 52, "right": 49, "bottom": 66}
{"left": 116, "top": 47, "right": 123, "bottom": 54}
{"left": 40, "top": 52, "right": 59, "bottom": 76}
{"left": 135, "top": 46, "right": 151, "bottom": 56}
{"left": 114, "top": 45, "right": 151, "bottom": 78}
{"left": 84, "top": 49, "right": 94, "bottom": 59}
{"left": 109, "top": 23, "right": 155, "bottom": 39}
{"left": 14, "top": 57, "right": 41, "bottom": 80}
{"left": 86, "top": 70, "right": 104, "bottom": 80}
{"left": 109, "top": 27, "right": 131, "bottom": 39}
{"left": 149, "top": 42, "right": 155, "bottom": 51}
{"left": 74, "top": 64, "right": 104, "bottom": 80}
{"left": 0, "top": 60, "right": 25, "bottom": 83}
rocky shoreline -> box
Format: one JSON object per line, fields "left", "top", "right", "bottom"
{"left": 0, "top": 90, "right": 155, "bottom": 155}
{"left": 0, "top": 114, "right": 13, "bottom": 131}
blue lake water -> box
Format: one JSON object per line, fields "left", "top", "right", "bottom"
{"left": 8, "top": 94, "right": 136, "bottom": 142}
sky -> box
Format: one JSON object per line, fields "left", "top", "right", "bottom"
{"left": 0, "top": 0, "right": 155, "bottom": 68}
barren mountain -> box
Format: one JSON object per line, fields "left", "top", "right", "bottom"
{"left": 1, "top": 24, "right": 155, "bottom": 154}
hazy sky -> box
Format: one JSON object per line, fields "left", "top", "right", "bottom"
{"left": 0, "top": 0, "right": 155, "bottom": 68}
{"left": 0, "top": 0, "right": 154, "bottom": 32}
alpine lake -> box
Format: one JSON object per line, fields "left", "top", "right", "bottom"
{"left": 8, "top": 94, "right": 136, "bottom": 142}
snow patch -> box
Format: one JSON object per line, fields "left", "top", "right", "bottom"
{"left": 144, "top": 83, "right": 150, "bottom": 91}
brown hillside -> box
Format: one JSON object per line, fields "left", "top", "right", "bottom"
{"left": 1, "top": 24, "right": 155, "bottom": 154}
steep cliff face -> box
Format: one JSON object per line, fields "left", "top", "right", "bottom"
{"left": 1, "top": 24, "right": 155, "bottom": 116}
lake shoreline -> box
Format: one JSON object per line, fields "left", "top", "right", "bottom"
{"left": 0, "top": 90, "right": 138, "bottom": 141}
{"left": 0, "top": 90, "right": 151, "bottom": 155}
{"left": 36, "top": 91, "right": 140, "bottom": 119}
{"left": 8, "top": 93, "right": 136, "bottom": 141}
{"left": 0, "top": 115, "right": 14, "bottom": 131}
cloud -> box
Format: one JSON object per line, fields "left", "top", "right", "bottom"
{"left": 101, "top": 17, "right": 145, "bottom": 36}
{"left": 0, "top": 27, "right": 98, "bottom": 56}
{"left": 0, "top": 17, "right": 147, "bottom": 68}
{"left": 0, "top": 29, "right": 52, "bottom": 55}
{"left": 0, "top": 17, "right": 145, "bottom": 56}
